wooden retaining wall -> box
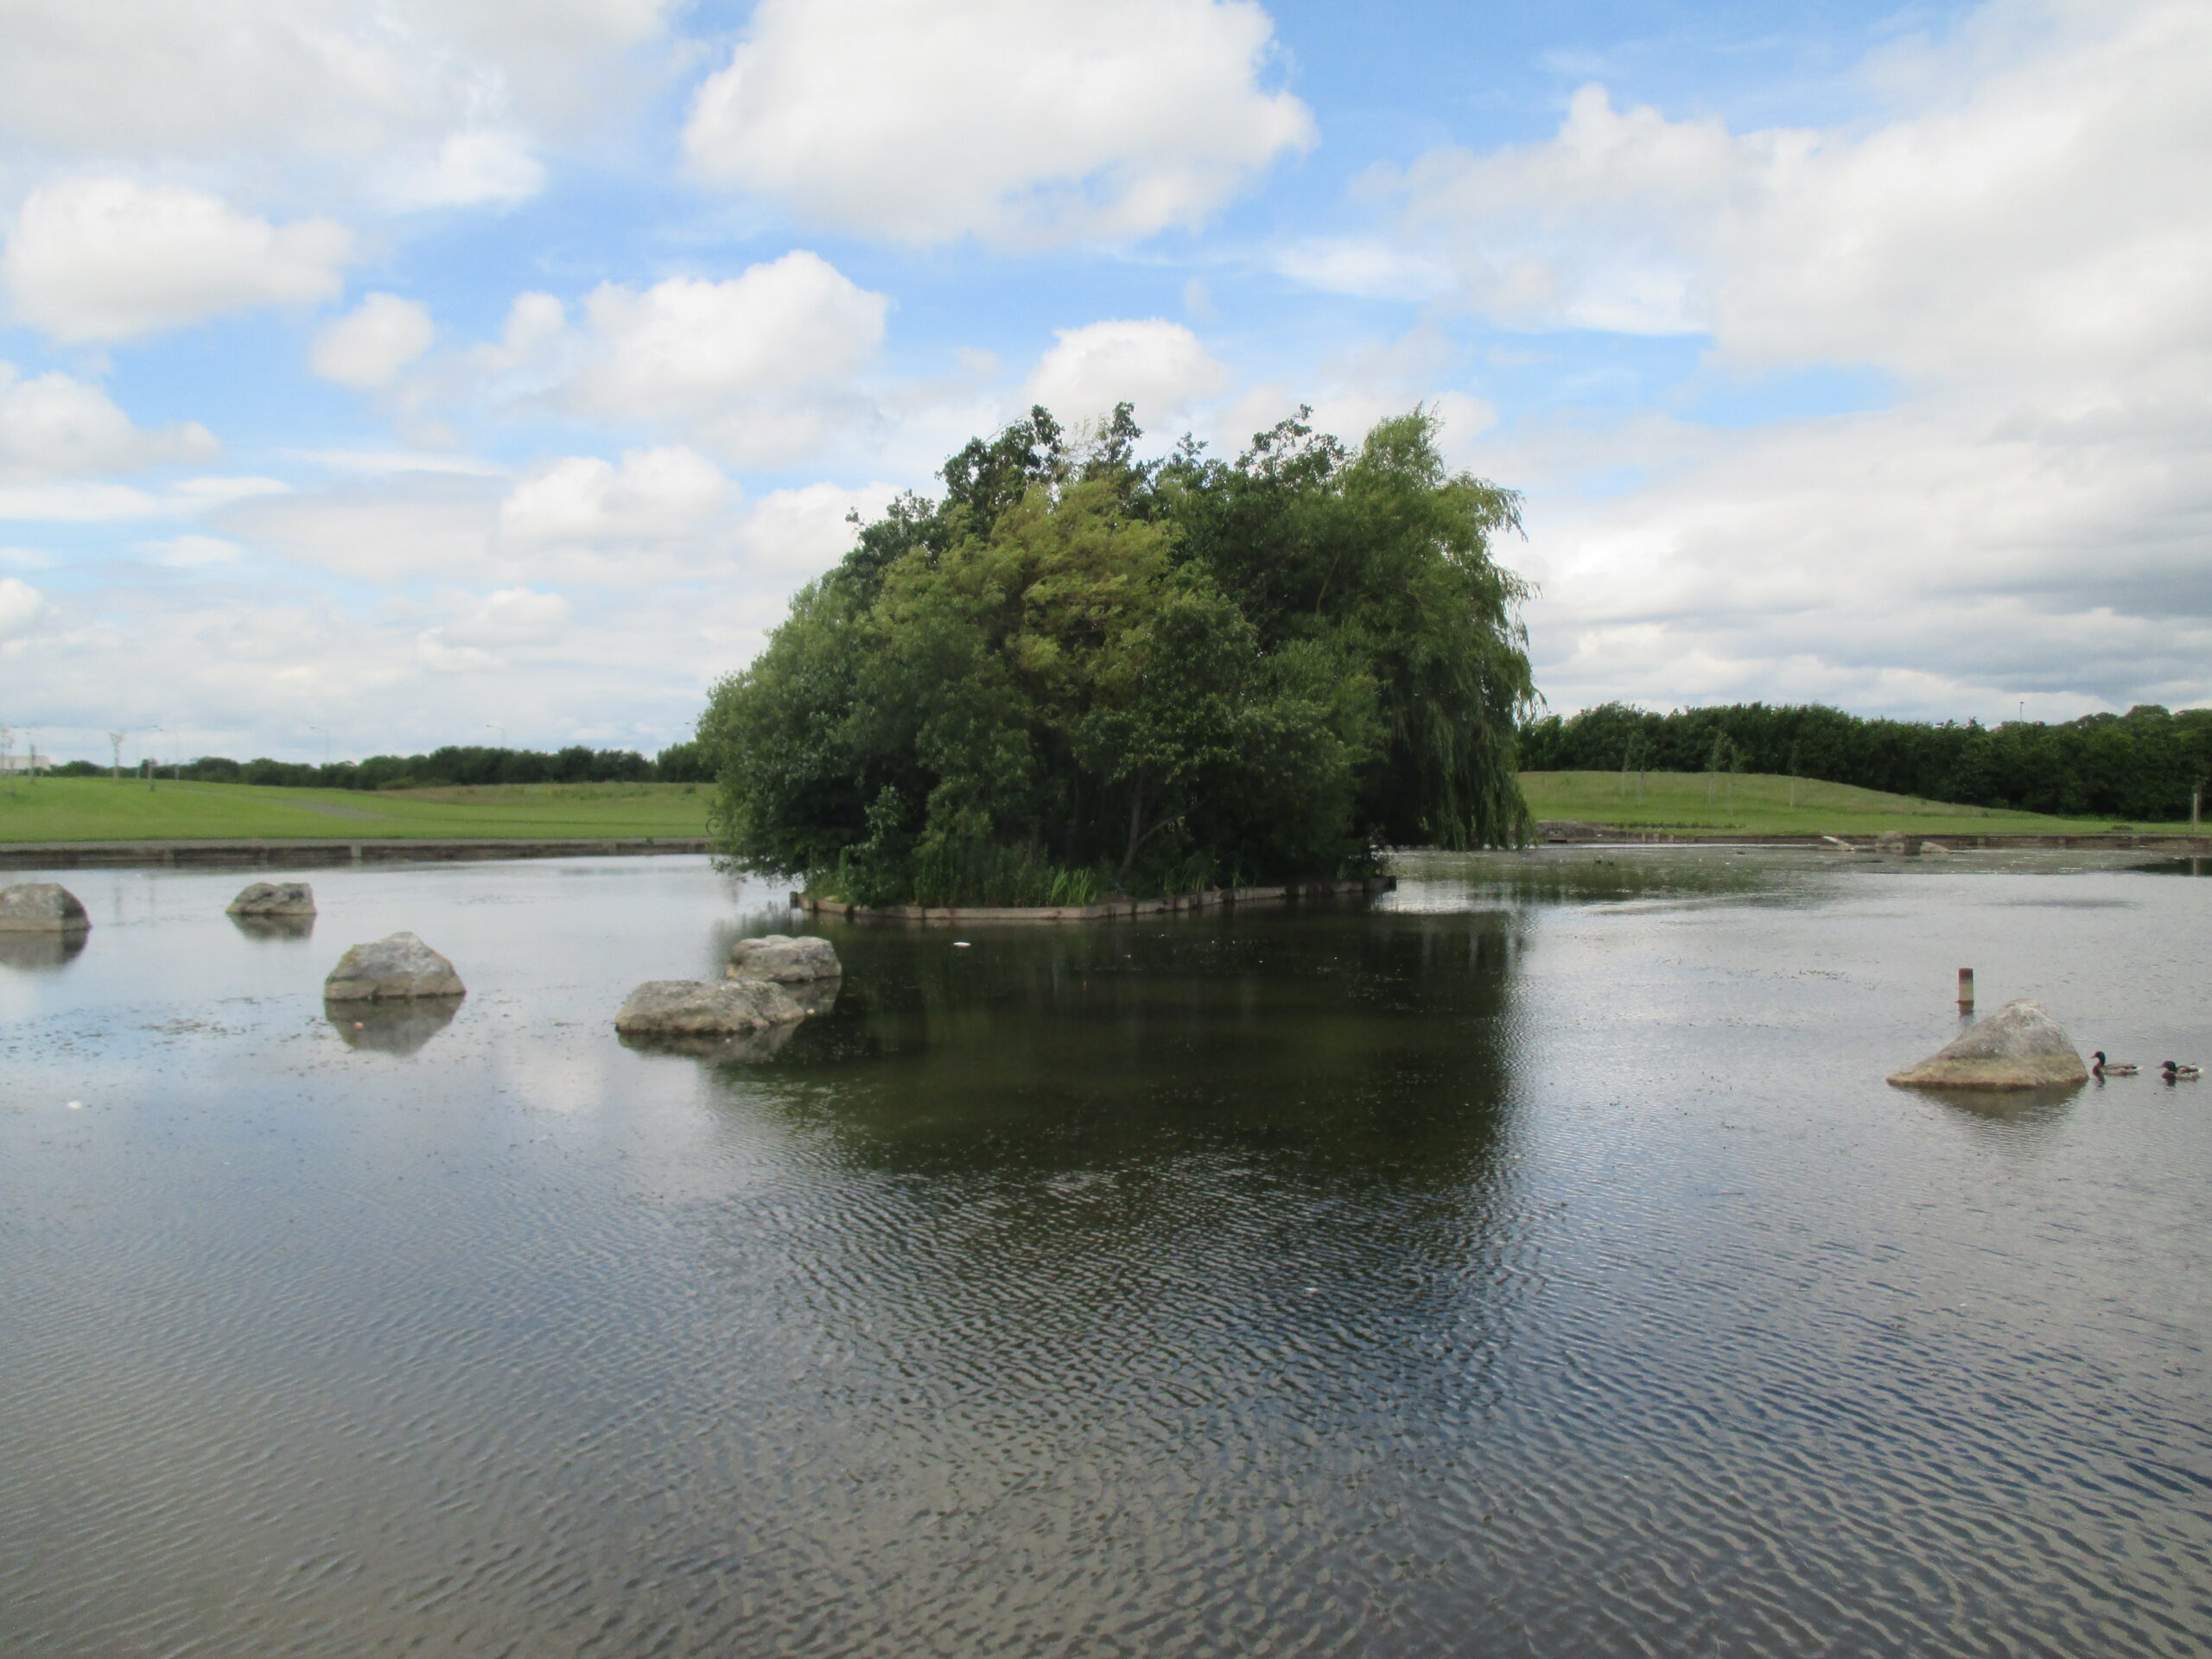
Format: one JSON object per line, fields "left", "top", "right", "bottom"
{"left": 797, "top": 874, "right": 1395, "bottom": 925}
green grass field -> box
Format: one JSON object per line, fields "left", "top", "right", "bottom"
{"left": 0, "top": 779, "right": 715, "bottom": 842}
{"left": 0, "top": 770, "right": 2191, "bottom": 844}
{"left": 1513, "top": 774, "right": 2185, "bottom": 836}
{"left": 1519, "top": 771, "right": 2191, "bottom": 836}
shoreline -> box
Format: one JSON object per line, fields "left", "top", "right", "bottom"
{"left": 798, "top": 874, "right": 1395, "bottom": 925}
{"left": 1533, "top": 823, "right": 2212, "bottom": 854}
{"left": 0, "top": 836, "right": 715, "bottom": 869}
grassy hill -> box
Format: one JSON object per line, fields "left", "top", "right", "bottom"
{"left": 1518, "top": 771, "right": 2190, "bottom": 836}
{"left": 0, "top": 779, "right": 714, "bottom": 843}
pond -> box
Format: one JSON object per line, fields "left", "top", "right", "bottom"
{"left": 2, "top": 849, "right": 2208, "bottom": 1657}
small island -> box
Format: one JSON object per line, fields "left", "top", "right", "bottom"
{"left": 696, "top": 404, "right": 1536, "bottom": 911}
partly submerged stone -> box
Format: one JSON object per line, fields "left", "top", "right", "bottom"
{"left": 229, "top": 880, "right": 316, "bottom": 917}
{"left": 323, "top": 931, "right": 466, "bottom": 1001}
{"left": 725, "top": 933, "right": 842, "bottom": 983}
{"left": 0, "top": 882, "right": 90, "bottom": 932}
{"left": 617, "top": 977, "right": 806, "bottom": 1035}
{"left": 1887, "top": 999, "right": 2088, "bottom": 1090}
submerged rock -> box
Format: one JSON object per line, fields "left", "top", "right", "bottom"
{"left": 1887, "top": 999, "right": 2088, "bottom": 1090}
{"left": 229, "top": 880, "right": 316, "bottom": 917}
{"left": 0, "top": 882, "right": 90, "bottom": 933}
{"left": 323, "top": 931, "right": 466, "bottom": 1001}
{"left": 726, "top": 933, "right": 842, "bottom": 983}
{"left": 618, "top": 977, "right": 806, "bottom": 1035}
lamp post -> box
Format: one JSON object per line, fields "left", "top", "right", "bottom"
{"left": 146, "top": 727, "right": 164, "bottom": 790}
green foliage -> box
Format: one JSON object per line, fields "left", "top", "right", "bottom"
{"left": 1521, "top": 701, "right": 2212, "bottom": 822}
{"left": 701, "top": 404, "right": 1536, "bottom": 904}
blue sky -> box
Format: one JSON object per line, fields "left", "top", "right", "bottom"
{"left": 0, "top": 0, "right": 2202, "bottom": 765}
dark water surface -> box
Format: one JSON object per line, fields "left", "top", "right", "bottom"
{"left": 2, "top": 850, "right": 2209, "bottom": 1657}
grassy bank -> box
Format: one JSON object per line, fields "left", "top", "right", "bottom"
{"left": 0, "top": 779, "right": 713, "bottom": 843}
{"left": 1519, "top": 771, "right": 2192, "bottom": 836}
{"left": 0, "top": 770, "right": 2191, "bottom": 846}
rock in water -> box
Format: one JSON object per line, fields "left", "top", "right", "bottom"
{"left": 228, "top": 880, "right": 316, "bottom": 917}
{"left": 725, "top": 934, "right": 842, "bottom": 983}
{"left": 0, "top": 882, "right": 90, "bottom": 932}
{"left": 617, "top": 978, "right": 806, "bottom": 1034}
{"left": 1887, "top": 999, "right": 2088, "bottom": 1090}
{"left": 323, "top": 931, "right": 466, "bottom": 1001}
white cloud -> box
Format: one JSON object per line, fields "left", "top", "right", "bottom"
{"left": 137, "top": 534, "right": 246, "bottom": 569}
{"left": 0, "top": 0, "right": 672, "bottom": 198}
{"left": 0, "top": 364, "right": 219, "bottom": 481}
{"left": 1500, "top": 374, "right": 2212, "bottom": 719}
{"left": 1272, "top": 238, "right": 1453, "bottom": 303}
{"left": 499, "top": 447, "right": 734, "bottom": 565}
{"left": 311, "top": 294, "right": 437, "bottom": 389}
{"left": 683, "top": 0, "right": 1314, "bottom": 246}
{"left": 425, "top": 586, "right": 572, "bottom": 663}
{"left": 737, "top": 480, "right": 899, "bottom": 575}
{"left": 216, "top": 472, "right": 501, "bottom": 582}
{"left": 488, "top": 255, "right": 892, "bottom": 467}
{"left": 1379, "top": 1, "right": 2212, "bottom": 380}
{"left": 0, "top": 575, "right": 43, "bottom": 639}
{"left": 1022, "top": 319, "right": 1230, "bottom": 431}
{"left": 1318, "top": 0, "right": 2212, "bottom": 719}
{"left": 0, "top": 473, "right": 281, "bottom": 522}
{"left": 3, "top": 179, "right": 353, "bottom": 341}
{"left": 378, "top": 130, "right": 547, "bottom": 211}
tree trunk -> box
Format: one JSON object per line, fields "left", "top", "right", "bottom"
{"left": 1121, "top": 779, "right": 1145, "bottom": 878}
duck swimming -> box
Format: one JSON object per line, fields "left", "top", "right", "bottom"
{"left": 2161, "top": 1061, "right": 2201, "bottom": 1081}
{"left": 2091, "top": 1052, "right": 2139, "bottom": 1076}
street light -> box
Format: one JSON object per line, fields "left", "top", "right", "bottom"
{"left": 146, "top": 726, "right": 165, "bottom": 790}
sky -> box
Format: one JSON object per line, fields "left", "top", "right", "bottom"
{"left": 0, "top": 0, "right": 2206, "bottom": 766}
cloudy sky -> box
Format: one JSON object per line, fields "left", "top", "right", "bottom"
{"left": 0, "top": 0, "right": 2205, "bottom": 764}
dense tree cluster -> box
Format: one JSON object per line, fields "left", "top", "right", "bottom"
{"left": 55, "top": 744, "right": 678, "bottom": 789}
{"left": 700, "top": 405, "right": 1536, "bottom": 906}
{"left": 1520, "top": 702, "right": 2212, "bottom": 822}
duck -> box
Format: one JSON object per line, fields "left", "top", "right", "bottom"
{"left": 2162, "top": 1061, "right": 2202, "bottom": 1081}
{"left": 2091, "top": 1052, "right": 2139, "bottom": 1076}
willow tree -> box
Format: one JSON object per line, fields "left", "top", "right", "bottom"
{"left": 699, "top": 405, "right": 1535, "bottom": 906}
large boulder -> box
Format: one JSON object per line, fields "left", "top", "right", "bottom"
{"left": 726, "top": 933, "right": 842, "bottom": 983}
{"left": 229, "top": 880, "right": 315, "bottom": 917}
{"left": 1887, "top": 999, "right": 2088, "bottom": 1090}
{"left": 617, "top": 977, "right": 805, "bottom": 1035}
{"left": 0, "top": 882, "right": 90, "bottom": 932}
{"left": 323, "top": 931, "right": 466, "bottom": 1001}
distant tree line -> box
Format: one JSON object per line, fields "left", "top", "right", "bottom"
{"left": 1519, "top": 702, "right": 2212, "bottom": 821}
{"left": 48, "top": 741, "right": 715, "bottom": 788}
